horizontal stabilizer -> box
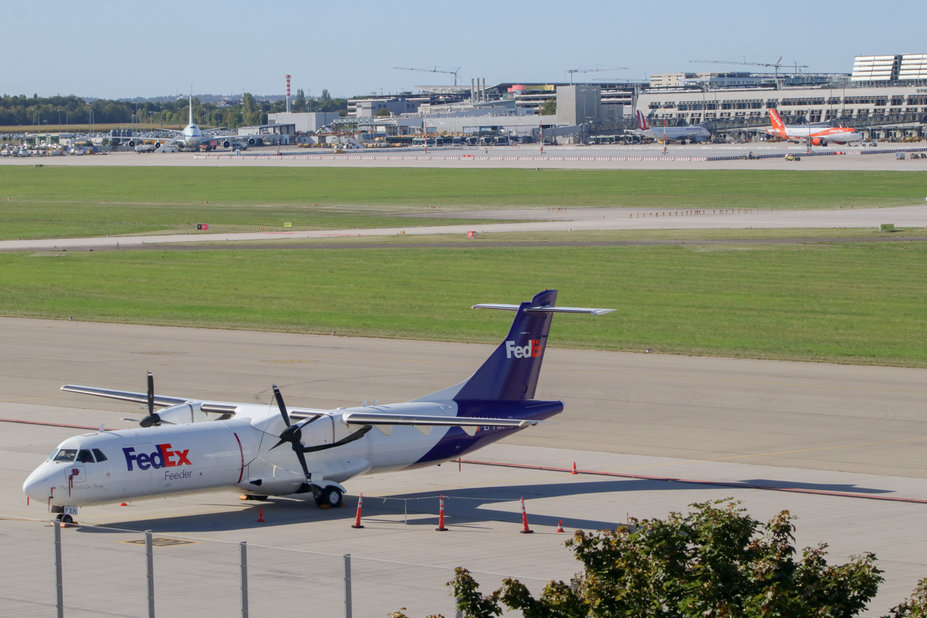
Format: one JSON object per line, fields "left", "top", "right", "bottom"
{"left": 472, "top": 303, "right": 614, "bottom": 316}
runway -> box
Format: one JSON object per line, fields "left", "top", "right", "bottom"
{"left": 4, "top": 142, "right": 927, "bottom": 170}
{"left": 2, "top": 204, "right": 926, "bottom": 253}
{"left": 1, "top": 318, "right": 926, "bottom": 615}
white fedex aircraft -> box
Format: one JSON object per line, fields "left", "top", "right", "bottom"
{"left": 24, "top": 290, "right": 612, "bottom": 524}
{"left": 635, "top": 110, "right": 711, "bottom": 144}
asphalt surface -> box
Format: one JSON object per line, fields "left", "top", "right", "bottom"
{"left": 2, "top": 318, "right": 926, "bottom": 615}
{"left": 5, "top": 141, "right": 927, "bottom": 170}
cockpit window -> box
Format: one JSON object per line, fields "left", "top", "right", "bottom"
{"left": 52, "top": 449, "right": 77, "bottom": 462}
{"left": 76, "top": 449, "right": 94, "bottom": 463}
{"left": 92, "top": 448, "right": 107, "bottom": 462}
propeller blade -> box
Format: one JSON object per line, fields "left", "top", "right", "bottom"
{"left": 272, "top": 384, "right": 291, "bottom": 427}
{"left": 140, "top": 371, "right": 161, "bottom": 427}
{"left": 270, "top": 385, "right": 311, "bottom": 480}
{"left": 147, "top": 371, "right": 154, "bottom": 416}
{"left": 302, "top": 425, "right": 372, "bottom": 453}
{"left": 293, "top": 445, "right": 310, "bottom": 478}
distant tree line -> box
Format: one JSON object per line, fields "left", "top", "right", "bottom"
{"left": 0, "top": 90, "right": 347, "bottom": 128}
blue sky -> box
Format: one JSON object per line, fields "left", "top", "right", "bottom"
{"left": 5, "top": 0, "right": 927, "bottom": 100}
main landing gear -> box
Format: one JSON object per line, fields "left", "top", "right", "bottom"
{"left": 314, "top": 485, "right": 344, "bottom": 509}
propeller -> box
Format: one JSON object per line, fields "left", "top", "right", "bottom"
{"left": 139, "top": 371, "right": 162, "bottom": 427}
{"left": 268, "top": 385, "right": 373, "bottom": 479}
{"left": 270, "top": 385, "right": 311, "bottom": 480}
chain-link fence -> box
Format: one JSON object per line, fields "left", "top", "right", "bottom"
{"left": 4, "top": 517, "right": 551, "bottom": 617}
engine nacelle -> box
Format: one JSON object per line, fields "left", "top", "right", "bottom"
{"left": 222, "top": 140, "right": 231, "bottom": 148}
{"left": 153, "top": 402, "right": 210, "bottom": 425}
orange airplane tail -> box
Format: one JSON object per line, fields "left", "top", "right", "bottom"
{"left": 768, "top": 109, "right": 788, "bottom": 138}
{"left": 636, "top": 110, "right": 650, "bottom": 131}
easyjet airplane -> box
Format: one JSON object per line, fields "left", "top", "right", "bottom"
{"left": 23, "top": 290, "right": 612, "bottom": 524}
{"left": 766, "top": 108, "right": 861, "bottom": 146}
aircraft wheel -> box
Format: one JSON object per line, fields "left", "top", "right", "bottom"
{"left": 316, "top": 486, "right": 343, "bottom": 508}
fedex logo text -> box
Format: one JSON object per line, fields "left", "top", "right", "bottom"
{"left": 123, "top": 443, "right": 191, "bottom": 471}
{"left": 505, "top": 339, "right": 543, "bottom": 359}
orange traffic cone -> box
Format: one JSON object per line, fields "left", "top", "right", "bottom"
{"left": 519, "top": 497, "right": 533, "bottom": 534}
{"left": 436, "top": 495, "right": 448, "bottom": 532}
{"left": 556, "top": 520, "right": 565, "bottom": 533}
{"left": 257, "top": 508, "right": 265, "bottom": 523}
{"left": 352, "top": 494, "right": 365, "bottom": 529}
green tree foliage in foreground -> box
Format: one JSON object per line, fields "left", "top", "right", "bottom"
{"left": 447, "top": 499, "right": 927, "bottom": 617}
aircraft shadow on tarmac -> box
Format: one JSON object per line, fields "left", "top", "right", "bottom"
{"left": 73, "top": 474, "right": 892, "bottom": 535}
{"left": 75, "top": 479, "right": 645, "bottom": 534}
{"left": 738, "top": 479, "right": 891, "bottom": 495}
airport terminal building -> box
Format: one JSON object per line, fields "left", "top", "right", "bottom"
{"left": 339, "top": 53, "right": 927, "bottom": 143}
{"left": 637, "top": 54, "right": 927, "bottom": 140}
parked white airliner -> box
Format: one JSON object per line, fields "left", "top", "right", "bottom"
{"left": 128, "top": 93, "right": 244, "bottom": 151}
{"left": 635, "top": 110, "right": 711, "bottom": 143}
{"left": 23, "top": 290, "right": 612, "bottom": 523}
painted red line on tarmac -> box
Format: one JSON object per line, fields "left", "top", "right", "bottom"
{"left": 460, "top": 459, "right": 927, "bottom": 505}
{"left": 0, "top": 418, "right": 109, "bottom": 431}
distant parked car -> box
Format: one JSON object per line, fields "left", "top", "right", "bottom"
{"left": 896, "top": 152, "right": 906, "bottom": 160}
{"left": 785, "top": 153, "right": 801, "bottom": 161}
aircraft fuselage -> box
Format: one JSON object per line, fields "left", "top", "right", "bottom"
{"left": 23, "top": 399, "right": 562, "bottom": 508}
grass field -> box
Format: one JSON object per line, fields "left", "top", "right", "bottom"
{"left": 1, "top": 240, "right": 925, "bottom": 367}
{"left": 2, "top": 167, "right": 925, "bottom": 240}
{"left": 2, "top": 165, "right": 925, "bottom": 367}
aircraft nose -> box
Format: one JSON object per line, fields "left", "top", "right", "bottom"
{"left": 23, "top": 465, "right": 53, "bottom": 501}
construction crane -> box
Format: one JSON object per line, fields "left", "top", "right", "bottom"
{"left": 565, "top": 67, "right": 630, "bottom": 84}
{"left": 690, "top": 57, "right": 809, "bottom": 79}
{"left": 393, "top": 66, "right": 462, "bottom": 86}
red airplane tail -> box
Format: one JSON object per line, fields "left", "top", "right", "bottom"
{"left": 636, "top": 110, "right": 650, "bottom": 131}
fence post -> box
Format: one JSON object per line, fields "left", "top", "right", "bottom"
{"left": 54, "top": 522, "right": 63, "bottom": 618}
{"left": 241, "top": 541, "right": 249, "bottom": 618}
{"left": 145, "top": 530, "right": 154, "bottom": 618}
{"left": 344, "top": 553, "right": 352, "bottom": 618}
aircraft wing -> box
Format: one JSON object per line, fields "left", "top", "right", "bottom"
{"left": 60, "top": 385, "right": 239, "bottom": 415}
{"left": 342, "top": 411, "right": 537, "bottom": 428}
{"left": 147, "top": 130, "right": 183, "bottom": 140}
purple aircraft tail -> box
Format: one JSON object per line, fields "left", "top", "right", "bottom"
{"left": 454, "top": 290, "right": 558, "bottom": 401}
{"left": 453, "top": 290, "right": 613, "bottom": 402}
